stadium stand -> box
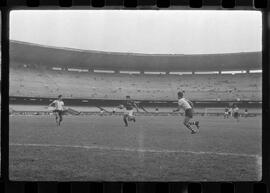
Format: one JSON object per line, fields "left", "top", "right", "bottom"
{"left": 10, "top": 65, "right": 261, "bottom": 101}
{"left": 9, "top": 41, "right": 262, "bottom": 103}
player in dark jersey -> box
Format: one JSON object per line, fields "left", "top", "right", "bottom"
{"left": 244, "top": 108, "right": 248, "bottom": 118}
{"left": 118, "top": 96, "right": 139, "bottom": 127}
{"left": 224, "top": 107, "right": 229, "bottom": 119}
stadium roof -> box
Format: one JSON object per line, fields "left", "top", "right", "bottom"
{"left": 10, "top": 40, "right": 261, "bottom": 71}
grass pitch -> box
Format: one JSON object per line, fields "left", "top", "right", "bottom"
{"left": 9, "top": 114, "right": 261, "bottom": 181}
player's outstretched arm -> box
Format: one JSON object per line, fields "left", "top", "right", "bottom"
{"left": 133, "top": 103, "right": 139, "bottom": 112}
{"left": 48, "top": 101, "right": 55, "bottom": 107}
{"left": 187, "top": 99, "right": 194, "bottom": 108}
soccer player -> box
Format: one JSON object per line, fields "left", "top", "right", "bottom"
{"left": 232, "top": 104, "right": 240, "bottom": 122}
{"left": 155, "top": 107, "right": 159, "bottom": 113}
{"left": 224, "top": 107, "right": 229, "bottom": 119}
{"left": 173, "top": 91, "right": 200, "bottom": 134}
{"left": 48, "top": 95, "right": 65, "bottom": 126}
{"left": 118, "top": 96, "right": 139, "bottom": 127}
{"left": 228, "top": 107, "right": 233, "bottom": 117}
{"left": 9, "top": 107, "right": 14, "bottom": 115}
{"left": 100, "top": 109, "right": 104, "bottom": 116}
{"left": 244, "top": 108, "right": 248, "bottom": 118}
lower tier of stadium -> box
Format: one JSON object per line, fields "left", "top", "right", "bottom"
{"left": 10, "top": 66, "right": 262, "bottom": 101}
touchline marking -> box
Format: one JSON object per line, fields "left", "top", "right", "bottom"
{"left": 10, "top": 143, "right": 260, "bottom": 159}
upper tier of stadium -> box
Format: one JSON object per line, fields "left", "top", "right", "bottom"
{"left": 10, "top": 40, "right": 261, "bottom": 72}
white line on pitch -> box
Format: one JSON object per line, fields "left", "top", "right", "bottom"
{"left": 10, "top": 143, "right": 260, "bottom": 159}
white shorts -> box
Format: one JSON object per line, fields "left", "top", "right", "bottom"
{"left": 124, "top": 109, "right": 134, "bottom": 117}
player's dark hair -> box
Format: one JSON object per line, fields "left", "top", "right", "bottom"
{"left": 177, "top": 91, "right": 183, "bottom": 98}
{"left": 58, "top": 95, "right": 62, "bottom": 98}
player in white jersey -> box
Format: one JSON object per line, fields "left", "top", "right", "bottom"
{"left": 224, "top": 107, "right": 229, "bottom": 119}
{"left": 48, "top": 95, "right": 65, "bottom": 126}
{"left": 173, "top": 91, "right": 200, "bottom": 134}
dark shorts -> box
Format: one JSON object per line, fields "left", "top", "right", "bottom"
{"left": 234, "top": 112, "right": 239, "bottom": 118}
{"left": 53, "top": 110, "right": 64, "bottom": 116}
{"left": 185, "top": 108, "right": 193, "bottom": 118}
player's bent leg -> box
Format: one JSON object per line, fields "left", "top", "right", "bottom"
{"left": 55, "top": 112, "right": 60, "bottom": 126}
{"left": 183, "top": 117, "right": 189, "bottom": 126}
{"left": 59, "top": 112, "right": 63, "bottom": 125}
{"left": 189, "top": 120, "right": 196, "bottom": 125}
{"left": 187, "top": 118, "right": 199, "bottom": 130}
{"left": 195, "top": 121, "right": 200, "bottom": 129}
{"left": 129, "top": 115, "right": 136, "bottom": 122}
{"left": 123, "top": 114, "right": 128, "bottom": 126}
{"left": 183, "top": 117, "right": 196, "bottom": 134}
{"left": 127, "top": 116, "right": 131, "bottom": 121}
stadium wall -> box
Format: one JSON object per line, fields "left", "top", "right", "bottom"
{"left": 9, "top": 96, "right": 262, "bottom": 108}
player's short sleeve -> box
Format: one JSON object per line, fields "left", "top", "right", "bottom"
{"left": 186, "top": 99, "right": 193, "bottom": 107}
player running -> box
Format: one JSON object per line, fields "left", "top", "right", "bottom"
{"left": 48, "top": 95, "right": 65, "bottom": 126}
{"left": 224, "top": 107, "right": 229, "bottom": 119}
{"left": 228, "top": 107, "right": 233, "bottom": 117}
{"left": 173, "top": 91, "right": 200, "bottom": 134}
{"left": 232, "top": 104, "right": 240, "bottom": 122}
{"left": 118, "top": 96, "right": 139, "bottom": 127}
{"left": 100, "top": 109, "right": 104, "bottom": 116}
{"left": 244, "top": 108, "right": 248, "bottom": 118}
{"left": 155, "top": 107, "right": 159, "bottom": 114}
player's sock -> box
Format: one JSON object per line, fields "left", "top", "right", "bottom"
{"left": 189, "top": 121, "right": 195, "bottom": 125}
{"left": 124, "top": 117, "right": 128, "bottom": 126}
{"left": 195, "top": 121, "right": 200, "bottom": 129}
{"left": 185, "top": 123, "right": 196, "bottom": 133}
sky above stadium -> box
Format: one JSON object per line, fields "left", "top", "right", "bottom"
{"left": 10, "top": 10, "right": 261, "bottom": 54}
